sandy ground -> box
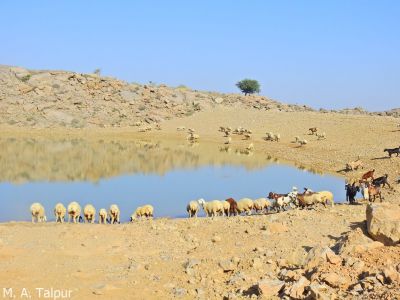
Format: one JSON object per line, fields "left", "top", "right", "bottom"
{"left": 0, "top": 205, "right": 367, "bottom": 299}
{"left": 0, "top": 108, "right": 400, "bottom": 299}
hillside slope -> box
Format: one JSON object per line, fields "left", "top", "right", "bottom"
{"left": 0, "top": 65, "right": 314, "bottom": 128}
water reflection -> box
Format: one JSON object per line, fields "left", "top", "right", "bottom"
{"left": 0, "top": 137, "right": 280, "bottom": 183}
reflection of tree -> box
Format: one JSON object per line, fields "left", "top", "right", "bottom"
{"left": 0, "top": 137, "right": 274, "bottom": 183}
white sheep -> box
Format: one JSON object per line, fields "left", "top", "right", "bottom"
{"left": 266, "top": 132, "right": 274, "bottom": 140}
{"left": 109, "top": 204, "right": 120, "bottom": 224}
{"left": 54, "top": 203, "right": 66, "bottom": 223}
{"left": 244, "top": 133, "right": 251, "bottom": 140}
{"left": 83, "top": 204, "right": 96, "bottom": 223}
{"left": 273, "top": 133, "right": 280, "bottom": 142}
{"left": 220, "top": 201, "right": 230, "bottom": 216}
{"left": 317, "top": 132, "right": 326, "bottom": 140}
{"left": 187, "top": 133, "right": 200, "bottom": 141}
{"left": 246, "top": 143, "right": 254, "bottom": 151}
{"left": 67, "top": 201, "right": 82, "bottom": 223}
{"left": 142, "top": 204, "right": 154, "bottom": 217}
{"left": 30, "top": 202, "right": 46, "bottom": 223}
{"left": 197, "top": 199, "right": 223, "bottom": 217}
{"left": 253, "top": 198, "right": 271, "bottom": 213}
{"left": 186, "top": 200, "right": 199, "bottom": 218}
{"left": 132, "top": 204, "right": 154, "bottom": 220}
{"left": 98, "top": 208, "right": 107, "bottom": 224}
{"left": 298, "top": 139, "right": 308, "bottom": 146}
{"left": 237, "top": 198, "right": 254, "bottom": 215}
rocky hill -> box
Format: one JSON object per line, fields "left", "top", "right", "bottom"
{"left": 1, "top": 65, "right": 398, "bottom": 129}
{"left": 0, "top": 65, "right": 314, "bottom": 129}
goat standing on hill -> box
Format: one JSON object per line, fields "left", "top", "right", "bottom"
{"left": 361, "top": 169, "right": 375, "bottom": 181}
{"left": 372, "top": 174, "right": 391, "bottom": 188}
{"left": 384, "top": 147, "right": 400, "bottom": 158}
{"left": 367, "top": 184, "right": 382, "bottom": 202}
{"left": 309, "top": 127, "right": 318, "bottom": 135}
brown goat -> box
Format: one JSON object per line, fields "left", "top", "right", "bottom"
{"left": 267, "top": 192, "right": 288, "bottom": 200}
{"left": 309, "top": 127, "right": 318, "bottom": 135}
{"left": 367, "top": 184, "right": 382, "bottom": 202}
{"left": 361, "top": 169, "right": 375, "bottom": 181}
{"left": 225, "top": 198, "right": 239, "bottom": 216}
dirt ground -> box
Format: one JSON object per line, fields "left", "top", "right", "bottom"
{"left": 0, "top": 108, "right": 399, "bottom": 299}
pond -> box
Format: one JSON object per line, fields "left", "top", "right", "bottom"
{"left": 0, "top": 137, "right": 346, "bottom": 222}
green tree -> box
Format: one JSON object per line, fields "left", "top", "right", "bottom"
{"left": 236, "top": 79, "right": 260, "bottom": 95}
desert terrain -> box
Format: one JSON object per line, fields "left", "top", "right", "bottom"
{"left": 0, "top": 66, "right": 399, "bottom": 299}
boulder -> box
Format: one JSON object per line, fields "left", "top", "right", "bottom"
{"left": 257, "top": 278, "right": 284, "bottom": 297}
{"left": 285, "top": 276, "right": 310, "bottom": 299}
{"left": 320, "top": 272, "right": 347, "bottom": 288}
{"left": 337, "top": 227, "right": 384, "bottom": 255}
{"left": 307, "top": 283, "right": 330, "bottom": 300}
{"left": 214, "top": 97, "right": 224, "bottom": 104}
{"left": 219, "top": 259, "right": 235, "bottom": 272}
{"left": 366, "top": 203, "right": 400, "bottom": 246}
{"left": 303, "top": 246, "right": 335, "bottom": 269}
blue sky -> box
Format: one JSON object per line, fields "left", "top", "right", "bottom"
{"left": 1, "top": 1, "right": 399, "bottom": 110}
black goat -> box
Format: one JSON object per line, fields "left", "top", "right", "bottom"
{"left": 384, "top": 147, "right": 400, "bottom": 157}
{"left": 372, "top": 174, "right": 391, "bottom": 188}
{"left": 345, "top": 183, "right": 359, "bottom": 204}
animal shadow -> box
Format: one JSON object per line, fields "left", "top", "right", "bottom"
{"left": 349, "top": 221, "right": 368, "bottom": 234}
{"left": 241, "top": 285, "right": 259, "bottom": 297}
{"left": 371, "top": 156, "right": 390, "bottom": 160}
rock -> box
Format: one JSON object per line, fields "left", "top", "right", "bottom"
{"left": 366, "top": 203, "right": 400, "bottom": 246}
{"left": 382, "top": 266, "right": 400, "bottom": 284}
{"left": 279, "top": 269, "right": 302, "bottom": 282}
{"left": 286, "top": 276, "right": 310, "bottom": 299}
{"left": 337, "top": 228, "right": 384, "bottom": 255}
{"left": 320, "top": 272, "right": 346, "bottom": 288}
{"left": 350, "top": 283, "right": 363, "bottom": 294}
{"left": 214, "top": 97, "right": 224, "bottom": 104}
{"left": 277, "top": 258, "right": 287, "bottom": 268}
{"left": 219, "top": 259, "right": 235, "bottom": 272}
{"left": 120, "top": 90, "right": 138, "bottom": 102}
{"left": 326, "top": 252, "right": 341, "bottom": 265}
{"left": 172, "top": 287, "right": 187, "bottom": 297}
{"left": 304, "top": 246, "right": 335, "bottom": 269}
{"left": 184, "top": 258, "right": 201, "bottom": 269}
{"left": 211, "top": 235, "right": 221, "bottom": 243}
{"left": 228, "top": 272, "right": 246, "bottom": 285}
{"left": 251, "top": 257, "right": 263, "bottom": 269}
{"left": 352, "top": 260, "right": 365, "bottom": 272}
{"left": 268, "top": 222, "right": 289, "bottom": 234}
{"left": 257, "top": 278, "right": 284, "bottom": 297}
{"left": 307, "top": 283, "right": 330, "bottom": 300}
{"left": 360, "top": 276, "right": 381, "bottom": 291}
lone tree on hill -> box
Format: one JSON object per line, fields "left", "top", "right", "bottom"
{"left": 236, "top": 79, "right": 260, "bottom": 95}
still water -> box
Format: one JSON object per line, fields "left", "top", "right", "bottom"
{"left": 0, "top": 137, "right": 346, "bottom": 221}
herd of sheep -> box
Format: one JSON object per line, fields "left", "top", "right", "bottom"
{"left": 29, "top": 187, "right": 334, "bottom": 223}
{"left": 175, "top": 125, "right": 326, "bottom": 148}
{"left": 30, "top": 202, "right": 154, "bottom": 224}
